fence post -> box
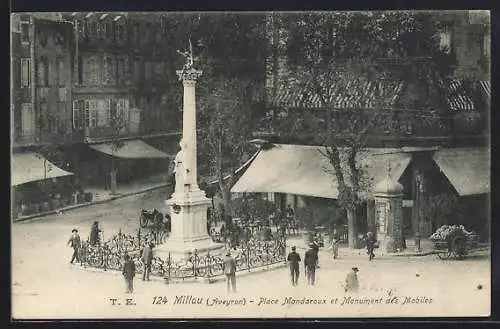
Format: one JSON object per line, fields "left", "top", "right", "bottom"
{"left": 246, "top": 243, "right": 250, "bottom": 271}
{"left": 206, "top": 251, "right": 211, "bottom": 281}
{"left": 118, "top": 228, "right": 122, "bottom": 254}
{"left": 167, "top": 252, "right": 171, "bottom": 284}
{"left": 103, "top": 243, "right": 108, "bottom": 271}
{"left": 193, "top": 249, "right": 197, "bottom": 278}
{"left": 138, "top": 228, "right": 141, "bottom": 248}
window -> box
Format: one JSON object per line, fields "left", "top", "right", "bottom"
{"left": 117, "top": 56, "right": 129, "bottom": 84}
{"left": 133, "top": 24, "right": 140, "bottom": 46}
{"left": 439, "top": 25, "right": 452, "bottom": 54}
{"left": 133, "top": 57, "right": 142, "bottom": 82}
{"left": 58, "top": 88, "right": 67, "bottom": 102}
{"left": 114, "top": 23, "right": 123, "bottom": 41}
{"left": 116, "top": 98, "right": 130, "bottom": 123}
{"left": 91, "top": 57, "right": 101, "bottom": 84}
{"left": 21, "top": 103, "right": 34, "bottom": 137}
{"left": 72, "top": 100, "right": 85, "bottom": 129}
{"left": 145, "top": 61, "right": 152, "bottom": 81}
{"left": 97, "top": 99, "right": 109, "bottom": 127}
{"left": 21, "top": 23, "right": 30, "bottom": 43}
{"left": 105, "top": 22, "right": 112, "bottom": 39}
{"left": 21, "top": 58, "right": 31, "bottom": 87}
{"left": 483, "top": 32, "right": 491, "bottom": 58}
{"left": 57, "top": 58, "right": 65, "bottom": 85}
{"left": 160, "top": 15, "right": 167, "bottom": 33}
{"left": 37, "top": 57, "right": 48, "bottom": 86}
{"left": 97, "top": 21, "right": 104, "bottom": 38}
{"left": 85, "top": 99, "right": 98, "bottom": 127}
{"left": 103, "top": 56, "right": 115, "bottom": 84}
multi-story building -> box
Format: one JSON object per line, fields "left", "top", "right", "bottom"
{"left": 11, "top": 12, "right": 182, "bottom": 217}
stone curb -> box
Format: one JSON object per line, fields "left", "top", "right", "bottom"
{"left": 75, "top": 262, "right": 287, "bottom": 285}
{"left": 13, "top": 183, "right": 169, "bottom": 223}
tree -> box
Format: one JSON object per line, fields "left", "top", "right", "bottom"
{"left": 276, "top": 12, "right": 454, "bottom": 247}
{"left": 109, "top": 108, "right": 128, "bottom": 195}
{"left": 198, "top": 77, "right": 258, "bottom": 225}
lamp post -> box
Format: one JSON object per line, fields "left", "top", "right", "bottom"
{"left": 414, "top": 172, "right": 423, "bottom": 253}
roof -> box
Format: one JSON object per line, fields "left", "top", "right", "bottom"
{"left": 11, "top": 153, "right": 74, "bottom": 186}
{"left": 271, "top": 73, "right": 404, "bottom": 109}
{"left": 88, "top": 139, "right": 170, "bottom": 159}
{"left": 433, "top": 147, "right": 490, "bottom": 196}
{"left": 231, "top": 144, "right": 411, "bottom": 199}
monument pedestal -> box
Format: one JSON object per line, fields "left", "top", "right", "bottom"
{"left": 156, "top": 188, "right": 224, "bottom": 260}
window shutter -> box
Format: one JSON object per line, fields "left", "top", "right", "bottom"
{"left": 84, "top": 100, "right": 90, "bottom": 127}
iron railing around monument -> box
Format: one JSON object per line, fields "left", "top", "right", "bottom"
{"left": 77, "top": 229, "right": 287, "bottom": 282}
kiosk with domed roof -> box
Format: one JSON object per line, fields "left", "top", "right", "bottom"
{"left": 373, "top": 165, "right": 405, "bottom": 253}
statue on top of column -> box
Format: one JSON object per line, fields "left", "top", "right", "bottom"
{"left": 176, "top": 38, "right": 199, "bottom": 74}
{"left": 173, "top": 139, "right": 190, "bottom": 193}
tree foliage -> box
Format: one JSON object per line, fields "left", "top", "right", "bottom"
{"left": 274, "top": 11, "right": 455, "bottom": 246}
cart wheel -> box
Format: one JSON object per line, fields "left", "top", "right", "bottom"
{"left": 139, "top": 213, "right": 148, "bottom": 228}
{"left": 437, "top": 250, "right": 451, "bottom": 260}
{"left": 451, "top": 236, "right": 467, "bottom": 260}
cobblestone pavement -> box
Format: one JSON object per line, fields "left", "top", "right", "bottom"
{"left": 12, "top": 189, "right": 491, "bottom": 319}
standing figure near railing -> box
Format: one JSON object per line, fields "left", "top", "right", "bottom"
{"left": 122, "top": 254, "right": 136, "bottom": 294}
{"left": 223, "top": 251, "right": 237, "bottom": 293}
{"left": 287, "top": 246, "right": 301, "bottom": 286}
{"left": 141, "top": 242, "right": 154, "bottom": 281}
{"left": 90, "top": 221, "right": 102, "bottom": 246}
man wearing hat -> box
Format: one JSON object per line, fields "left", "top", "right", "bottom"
{"left": 223, "top": 251, "right": 237, "bottom": 293}
{"left": 287, "top": 246, "right": 301, "bottom": 286}
{"left": 67, "top": 228, "right": 81, "bottom": 264}
{"left": 122, "top": 254, "right": 136, "bottom": 294}
{"left": 304, "top": 243, "right": 319, "bottom": 285}
{"left": 345, "top": 267, "right": 360, "bottom": 293}
{"left": 141, "top": 242, "right": 154, "bottom": 281}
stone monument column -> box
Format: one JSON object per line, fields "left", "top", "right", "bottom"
{"left": 157, "top": 65, "right": 223, "bottom": 259}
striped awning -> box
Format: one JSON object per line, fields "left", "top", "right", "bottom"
{"left": 479, "top": 81, "right": 491, "bottom": 99}
{"left": 442, "top": 79, "right": 475, "bottom": 111}
{"left": 271, "top": 74, "right": 404, "bottom": 109}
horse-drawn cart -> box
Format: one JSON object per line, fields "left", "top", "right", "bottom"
{"left": 430, "top": 225, "right": 479, "bottom": 260}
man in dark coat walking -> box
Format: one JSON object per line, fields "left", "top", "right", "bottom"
{"left": 67, "top": 229, "right": 81, "bottom": 264}
{"left": 287, "top": 246, "right": 301, "bottom": 286}
{"left": 122, "top": 254, "right": 136, "bottom": 293}
{"left": 90, "top": 221, "right": 101, "bottom": 246}
{"left": 141, "top": 242, "right": 154, "bottom": 281}
{"left": 223, "top": 251, "right": 237, "bottom": 293}
{"left": 304, "top": 243, "right": 319, "bottom": 285}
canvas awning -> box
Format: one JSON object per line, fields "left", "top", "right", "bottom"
{"left": 231, "top": 144, "right": 411, "bottom": 199}
{"left": 88, "top": 139, "right": 170, "bottom": 159}
{"left": 11, "top": 152, "right": 74, "bottom": 186}
{"left": 433, "top": 148, "right": 490, "bottom": 196}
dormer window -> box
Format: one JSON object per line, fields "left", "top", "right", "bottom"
{"left": 439, "top": 24, "right": 452, "bottom": 54}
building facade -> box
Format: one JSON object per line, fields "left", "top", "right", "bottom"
{"left": 11, "top": 13, "right": 182, "bottom": 217}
